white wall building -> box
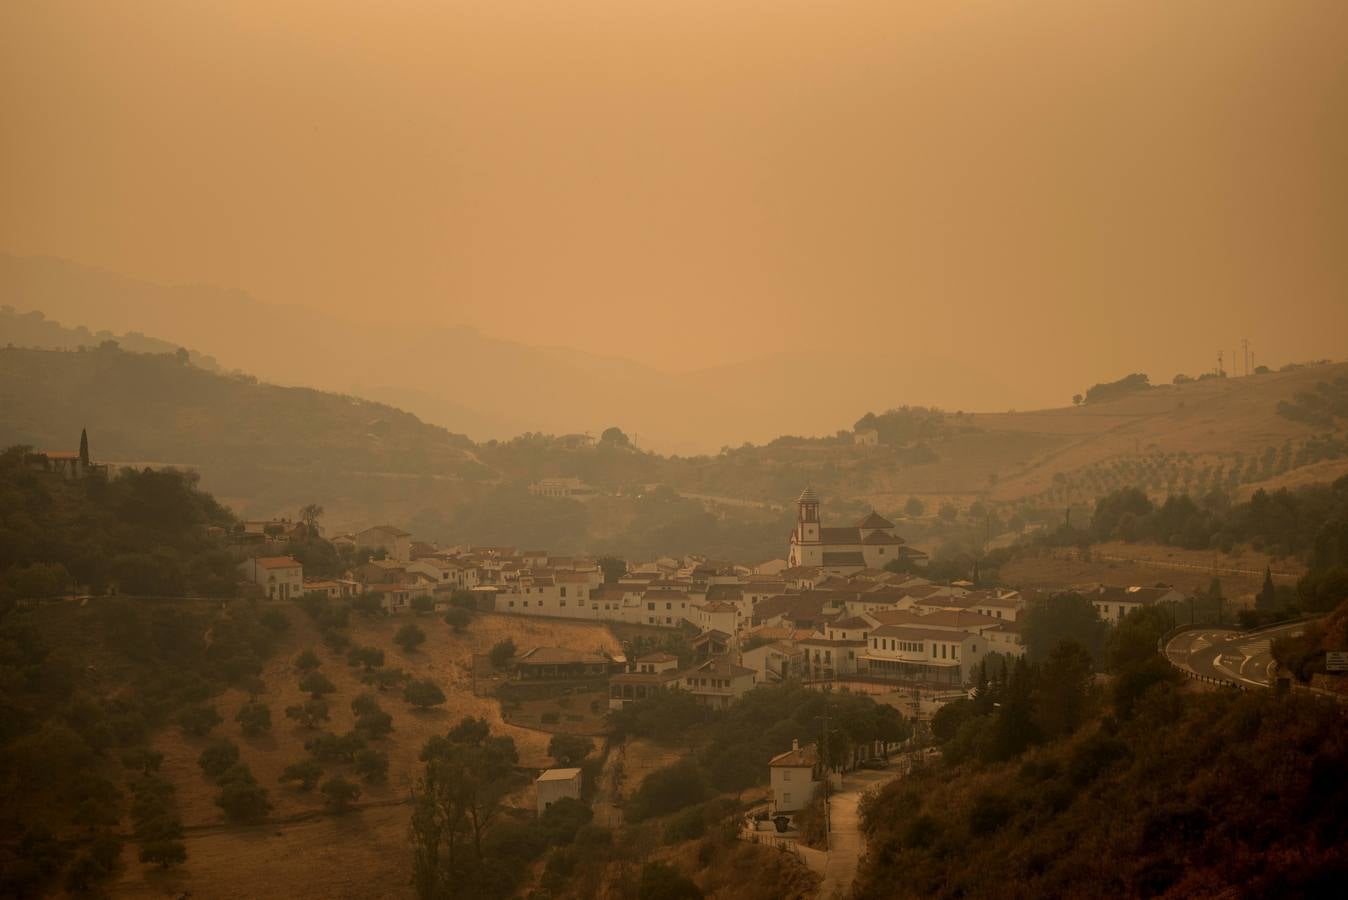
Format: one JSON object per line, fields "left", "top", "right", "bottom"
{"left": 769, "top": 740, "right": 820, "bottom": 813}
{"left": 238, "top": 556, "right": 303, "bottom": 601}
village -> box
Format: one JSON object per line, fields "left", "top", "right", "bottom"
{"left": 232, "top": 488, "right": 1187, "bottom": 830}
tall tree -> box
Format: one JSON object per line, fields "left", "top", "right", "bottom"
{"left": 78, "top": 428, "right": 89, "bottom": 465}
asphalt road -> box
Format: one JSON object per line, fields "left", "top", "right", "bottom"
{"left": 1164, "top": 622, "right": 1306, "bottom": 689}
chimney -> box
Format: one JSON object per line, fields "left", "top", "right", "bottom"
{"left": 792, "top": 738, "right": 799, "bottom": 752}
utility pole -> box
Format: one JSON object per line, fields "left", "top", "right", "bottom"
{"left": 1242, "top": 338, "right": 1249, "bottom": 376}
{"left": 1217, "top": 350, "right": 1224, "bottom": 377}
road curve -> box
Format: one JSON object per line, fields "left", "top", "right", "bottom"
{"left": 1164, "top": 622, "right": 1306, "bottom": 689}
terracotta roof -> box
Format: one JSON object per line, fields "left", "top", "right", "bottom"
{"left": 831, "top": 616, "right": 873, "bottom": 629}
{"left": 870, "top": 624, "right": 973, "bottom": 642}
{"left": 868, "top": 610, "right": 924, "bottom": 627}
{"left": 515, "top": 647, "right": 615, "bottom": 666}
{"left": 857, "top": 511, "right": 895, "bottom": 529}
{"left": 820, "top": 527, "right": 863, "bottom": 544}
{"left": 862, "top": 532, "right": 905, "bottom": 545}
{"left": 797, "top": 486, "right": 819, "bottom": 503}
{"left": 252, "top": 556, "right": 301, "bottom": 570}
{"left": 770, "top": 742, "right": 819, "bottom": 768}
{"left": 361, "top": 524, "right": 411, "bottom": 537}
{"left": 698, "top": 601, "right": 740, "bottom": 613}
{"left": 917, "top": 610, "right": 1004, "bottom": 630}
{"left": 689, "top": 655, "right": 756, "bottom": 678}
{"left": 636, "top": 652, "right": 678, "bottom": 663}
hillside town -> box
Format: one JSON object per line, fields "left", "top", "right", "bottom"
{"left": 231, "top": 489, "right": 1191, "bottom": 724}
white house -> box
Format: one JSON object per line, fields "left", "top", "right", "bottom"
{"left": 536, "top": 768, "right": 582, "bottom": 814}
{"left": 769, "top": 740, "right": 820, "bottom": 813}
{"left": 1088, "top": 585, "right": 1186, "bottom": 625}
{"left": 353, "top": 525, "right": 413, "bottom": 562}
{"left": 677, "top": 656, "right": 757, "bottom": 709}
{"left": 741, "top": 640, "right": 805, "bottom": 684}
{"left": 238, "top": 556, "right": 303, "bottom": 601}
{"left": 861, "top": 625, "right": 986, "bottom": 685}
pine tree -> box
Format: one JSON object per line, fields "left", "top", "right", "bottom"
{"left": 79, "top": 428, "right": 89, "bottom": 465}
{"left": 1256, "top": 567, "right": 1278, "bottom": 611}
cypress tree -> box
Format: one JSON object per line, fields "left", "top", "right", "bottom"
{"left": 79, "top": 428, "right": 89, "bottom": 465}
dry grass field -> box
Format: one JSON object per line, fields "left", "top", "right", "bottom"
{"left": 108, "top": 609, "right": 624, "bottom": 899}
{"left": 1003, "top": 540, "right": 1306, "bottom": 600}
{"left": 846, "top": 362, "right": 1348, "bottom": 512}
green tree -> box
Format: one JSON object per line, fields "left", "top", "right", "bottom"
{"left": 285, "top": 699, "right": 330, "bottom": 729}
{"left": 443, "top": 607, "right": 472, "bottom": 632}
{"left": 638, "top": 861, "right": 703, "bottom": 900}
{"left": 489, "top": 638, "right": 516, "bottom": 669}
{"left": 1033, "top": 640, "right": 1095, "bottom": 740}
{"left": 396, "top": 622, "right": 427, "bottom": 652}
{"left": 279, "top": 759, "right": 324, "bottom": 791}
{"left": 598, "top": 556, "right": 627, "bottom": 583}
{"left": 904, "top": 497, "right": 925, "bottom": 517}
{"left": 321, "top": 776, "right": 362, "bottom": 812}
{"left": 139, "top": 839, "right": 187, "bottom": 868}
{"left": 1022, "top": 593, "right": 1108, "bottom": 665}
{"left": 299, "top": 671, "right": 337, "bottom": 698}
{"left": 236, "top": 701, "right": 272, "bottom": 737}
{"left": 354, "top": 748, "right": 390, "bottom": 783}
{"left": 411, "top": 595, "right": 434, "bottom": 616}
{"left": 177, "top": 704, "right": 222, "bottom": 737}
{"left": 601, "top": 426, "right": 630, "bottom": 446}
{"left": 295, "top": 648, "right": 321, "bottom": 671}
{"left": 215, "top": 773, "right": 271, "bottom": 823}
{"left": 1256, "top": 567, "right": 1279, "bottom": 611}
{"left": 547, "top": 733, "right": 594, "bottom": 766}
{"left": 404, "top": 679, "right": 446, "bottom": 709}
{"left": 198, "top": 738, "right": 241, "bottom": 779}
{"left": 347, "top": 645, "right": 386, "bottom": 671}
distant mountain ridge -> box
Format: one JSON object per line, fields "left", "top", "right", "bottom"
{"left": 0, "top": 253, "right": 1015, "bottom": 453}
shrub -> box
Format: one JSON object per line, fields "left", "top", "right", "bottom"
{"left": 638, "top": 861, "right": 703, "bottom": 900}
{"left": 968, "top": 791, "right": 1015, "bottom": 836}
{"left": 541, "top": 797, "right": 593, "bottom": 844}
{"left": 626, "top": 761, "right": 711, "bottom": 822}
{"left": 395, "top": 623, "right": 426, "bottom": 652}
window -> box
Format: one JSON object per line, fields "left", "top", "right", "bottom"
{"left": 666, "top": 602, "right": 672, "bottom": 610}
{"left": 783, "top": 769, "right": 792, "bottom": 782}
{"left": 560, "top": 587, "right": 567, "bottom": 598}
{"left": 783, "top": 792, "right": 792, "bottom": 805}
{"left": 932, "top": 644, "right": 937, "bottom": 658}
{"left": 647, "top": 602, "right": 655, "bottom": 611}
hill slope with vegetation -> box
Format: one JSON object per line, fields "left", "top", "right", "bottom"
{"left": 2, "top": 339, "right": 1345, "bottom": 562}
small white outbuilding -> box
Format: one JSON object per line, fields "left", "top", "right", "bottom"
{"left": 536, "top": 767, "right": 582, "bottom": 815}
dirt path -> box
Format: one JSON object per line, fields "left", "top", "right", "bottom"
{"left": 818, "top": 768, "right": 900, "bottom": 899}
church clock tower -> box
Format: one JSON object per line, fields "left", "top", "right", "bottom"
{"left": 789, "top": 486, "right": 823, "bottom": 566}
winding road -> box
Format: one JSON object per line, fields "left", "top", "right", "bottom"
{"left": 1164, "top": 622, "right": 1305, "bottom": 689}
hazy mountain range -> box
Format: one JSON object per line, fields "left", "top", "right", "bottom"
{"left": 0, "top": 253, "right": 1017, "bottom": 454}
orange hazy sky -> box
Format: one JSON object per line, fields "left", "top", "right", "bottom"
{"left": 2, "top": 1, "right": 1345, "bottom": 385}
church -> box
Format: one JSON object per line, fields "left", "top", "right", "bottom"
{"left": 787, "top": 487, "right": 922, "bottom": 574}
